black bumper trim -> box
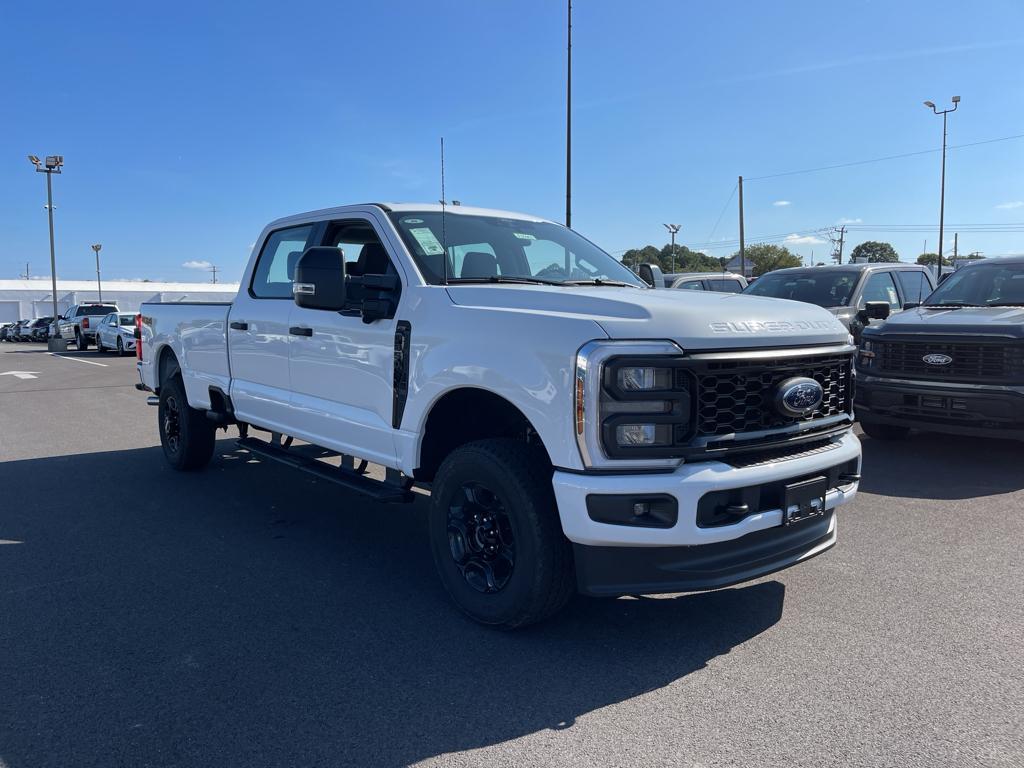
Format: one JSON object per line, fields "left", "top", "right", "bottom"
{"left": 573, "top": 511, "right": 835, "bottom": 597}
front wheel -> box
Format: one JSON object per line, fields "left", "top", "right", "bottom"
{"left": 429, "top": 439, "right": 575, "bottom": 629}
{"left": 158, "top": 374, "right": 216, "bottom": 471}
{"left": 96, "top": 337, "right": 105, "bottom": 353}
{"left": 116, "top": 337, "right": 125, "bottom": 356}
{"left": 859, "top": 416, "right": 911, "bottom": 441}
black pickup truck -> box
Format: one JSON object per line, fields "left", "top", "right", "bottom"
{"left": 856, "top": 257, "right": 1024, "bottom": 440}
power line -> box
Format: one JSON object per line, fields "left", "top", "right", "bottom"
{"left": 745, "top": 132, "right": 1024, "bottom": 182}
{"left": 703, "top": 182, "right": 737, "bottom": 247}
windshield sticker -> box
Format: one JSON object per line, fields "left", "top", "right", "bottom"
{"left": 410, "top": 227, "right": 445, "bottom": 256}
{"left": 513, "top": 232, "right": 537, "bottom": 241}
{"left": 402, "top": 218, "right": 424, "bottom": 224}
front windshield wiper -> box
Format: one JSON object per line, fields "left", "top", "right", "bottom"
{"left": 922, "top": 302, "right": 979, "bottom": 309}
{"left": 564, "top": 278, "right": 642, "bottom": 288}
{"left": 446, "top": 275, "right": 567, "bottom": 287}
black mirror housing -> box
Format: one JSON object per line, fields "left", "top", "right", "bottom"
{"left": 293, "top": 247, "right": 347, "bottom": 311}
{"left": 864, "top": 301, "right": 891, "bottom": 321}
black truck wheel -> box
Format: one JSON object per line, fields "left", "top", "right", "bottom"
{"left": 158, "top": 375, "right": 216, "bottom": 471}
{"left": 429, "top": 439, "right": 575, "bottom": 629}
{"left": 859, "top": 416, "right": 910, "bottom": 441}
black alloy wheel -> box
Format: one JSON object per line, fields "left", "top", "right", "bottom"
{"left": 447, "top": 482, "right": 516, "bottom": 593}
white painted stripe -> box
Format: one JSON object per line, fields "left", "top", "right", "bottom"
{"left": 47, "top": 353, "right": 108, "bottom": 367}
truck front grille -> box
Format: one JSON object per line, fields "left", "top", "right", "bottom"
{"left": 876, "top": 339, "right": 1024, "bottom": 382}
{"left": 693, "top": 352, "right": 853, "bottom": 437}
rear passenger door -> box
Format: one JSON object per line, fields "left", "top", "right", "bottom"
{"left": 286, "top": 215, "right": 403, "bottom": 466}
{"left": 228, "top": 223, "right": 315, "bottom": 431}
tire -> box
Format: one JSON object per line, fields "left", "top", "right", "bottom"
{"left": 76, "top": 331, "right": 89, "bottom": 351}
{"left": 116, "top": 337, "right": 125, "bottom": 356}
{"left": 859, "top": 416, "right": 910, "bottom": 441}
{"left": 429, "top": 439, "right": 575, "bottom": 629}
{"left": 158, "top": 374, "right": 216, "bottom": 471}
{"left": 96, "top": 337, "right": 105, "bottom": 353}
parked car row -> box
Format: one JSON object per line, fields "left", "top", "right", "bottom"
{"left": 0, "top": 318, "right": 55, "bottom": 342}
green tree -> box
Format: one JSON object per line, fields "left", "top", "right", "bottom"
{"left": 736, "top": 243, "right": 802, "bottom": 276}
{"left": 916, "top": 253, "right": 952, "bottom": 267}
{"left": 849, "top": 241, "right": 899, "bottom": 263}
{"left": 622, "top": 245, "right": 663, "bottom": 270}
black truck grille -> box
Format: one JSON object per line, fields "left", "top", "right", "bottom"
{"left": 693, "top": 353, "right": 853, "bottom": 437}
{"left": 876, "top": 340, "right": 1024, "bottom": 382}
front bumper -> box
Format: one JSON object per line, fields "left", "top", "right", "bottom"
{"left": 552, "top": 431, "right": 860, "bottom": 596}
{"left": 857, "top": 374, "right": 1024, "bottom": 440}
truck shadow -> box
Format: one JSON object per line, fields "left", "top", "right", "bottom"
{"left": 0, "top": 443, "right": 785, "bottom": 768}
{"left": 856, "top": 427, "right": 1024, "bottom": 500}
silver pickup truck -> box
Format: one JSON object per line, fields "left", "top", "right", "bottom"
{"left": 57, "top": 302, "right": 119, "bottom": 350}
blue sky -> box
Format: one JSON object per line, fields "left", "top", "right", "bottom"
{"left": 2, "top": 0, "right": 1022, "bottom": 283}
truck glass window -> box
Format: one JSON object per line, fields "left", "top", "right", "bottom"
{"left": 745, "top": 271, "right": 858, "bottom": 307}
{"left": 388, "top": 211, "right": 645, "bottom": 287}
{"left": 250, "top": 225, "right": 314, "bottom": 298}
{"left": 677, "top": 280, "right": 705, "bottom": 291}
{"left": 77, "top": 305, "right": 117, "bottom": 316}
{"left": 707, "top": 279, "right": 743, "bottom": 293}
{"left": 925, "top": 263, "right": 1024, "bottom": 306}
{"left": 859, "top": 272, "right": 900, "bottom": 307}
{"left": 895, "top": 270, "right": 932, "bottom": 304}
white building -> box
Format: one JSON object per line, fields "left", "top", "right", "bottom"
{"left": 0, "top": 279, "right": 239, "bottom": 323}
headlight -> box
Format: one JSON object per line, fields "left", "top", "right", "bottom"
{"left": 575, "top": 340, "right": 690, "bottom": 469}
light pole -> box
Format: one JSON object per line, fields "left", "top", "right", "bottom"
{"left": 923, "top": 96, "right": 960, "bottom": 281}
{"left": 91, "top": 244, "right": 103, "bottom": 302}
{"left": 663, "top": 223, "right": 681, "bottom": 273}
{"left": 28, "top": 154, "right": 65, "bottom": 350}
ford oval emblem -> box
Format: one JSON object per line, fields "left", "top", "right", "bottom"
{"left": 775, "top": 377, "right": 824, "bottom": 418}
{"left": 923, "top": 353, "right": 953, "bottom": 366}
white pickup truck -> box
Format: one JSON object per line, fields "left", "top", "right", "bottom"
{"left": 137, "top": 203, "right": 861, "bottom": 628}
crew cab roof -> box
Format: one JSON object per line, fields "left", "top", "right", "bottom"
{"left": 266, "top": 202, "right": 554, "bottom": 230}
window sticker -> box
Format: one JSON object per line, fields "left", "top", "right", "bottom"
{"left": 513, "top": 232, "right": 537, "bottom": 241}
{"left": 410, "top": 227, "right": 445, "bottom": 256}
{"left": 402, "top": 218, "right": 424, "bottom": 225}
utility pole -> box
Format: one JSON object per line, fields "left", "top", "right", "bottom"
{"left": 738, "top": 175, "right": 745, "bottom": 277}
{"left": 565, "top": 0, "right": 572, "bottom": 229}
{"left": 22, "top": 262, "right": 30, "bottom": 280}
{"left": 923, "top": 96, "right": 960, "bottom": 281}
{"left": 953, "top": 232, "right": 958, "bottom": 265}
{"left": 838, "top": 226, "right": 846, "bottom": 264}
{"left": 91, "top": 243, "right": 103, "bottom": 302}
{"left": 209, "top": 265, "right": 219, "bottom": 284}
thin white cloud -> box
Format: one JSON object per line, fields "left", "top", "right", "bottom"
{"left": 837, "top": 217, "right": 862, "bottom": 224}
{"left": 995, "top": 201, "right": 1024, "bottom": 210}
{"left": 772, "top": 200, "right": 791, "bottom": 207}
{"left": 182, "top": 260, "right": 213, "bottom": 270}
{"left": 784, "top": 233, "right": 826, "bottom": 246}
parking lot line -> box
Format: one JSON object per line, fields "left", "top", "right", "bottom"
{"left": 46, "top": 353, "right": 108, "bottom": 367}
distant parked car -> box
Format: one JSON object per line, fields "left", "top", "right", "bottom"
{"left": 56, "top": 303, "right": 119, "bottom": 350}
{"left": 29, "top": 317, "right": 54, "bottom": 342}
{"left": 94, "top": 312, "right": 138, "bottom": 355}
{"left": 743, "top": 263, "right": 935, "bottom": 341}
{"left": 670, "top": 272, "right": 748, "bottom": 293}
{"left": 13, "top": 319, "right": 34, "bottom": 342}
{"left": 0, "top": 322, "right": 14, "bottom": 341}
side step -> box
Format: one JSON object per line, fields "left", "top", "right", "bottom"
{"left": 237, "top": 436, "right": 414, "bottom": 504}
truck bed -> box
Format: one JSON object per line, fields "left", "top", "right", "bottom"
{"left": 139, "top": 301, "right": 232, "bottom": 410}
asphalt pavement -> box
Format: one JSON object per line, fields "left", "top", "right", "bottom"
{"left": 1, "top": 342, "right": 1021, "bottom": 768}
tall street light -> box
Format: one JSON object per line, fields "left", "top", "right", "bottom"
{"left": 923, "top": 96, "right": 960, "bottom": 281}
{"left": 663, "top": 223, "right": 681, "bottom": 273}
{"left": 28, "top": 154, "right": 65, "bottom": 350}
{"left": 91, "top": 244, "right": 103, "bottom": 302}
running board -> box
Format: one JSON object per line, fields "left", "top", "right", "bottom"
{"left": 236, "top": 436, "right": 414, "bottom": 503}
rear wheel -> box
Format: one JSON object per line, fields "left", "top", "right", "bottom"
{"left": 76, "top": 331, "right": 89, "bottom": 351}
{"left": 158, "top": 374, "right": 216, "bottom": 471}
{"left": 859, "top": 416, "right": 910, "bottom": 441}
{"left": 429, "top": 439, "right": 574, "bottom": 629}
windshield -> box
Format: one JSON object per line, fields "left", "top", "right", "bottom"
{"left": 78, "top": 305, "right": 117, "bottom": 316}
{"left": 924, "top": 262, "right": 1024, "bottom": 306}
{"left": 118, "top": 314, "right": 135, "bottom": 325}
{"left": 388, "top": 211, "right": 646, "bottom": 287}
{"left": 744, "top": 270, "right": 859, "bottom": 308}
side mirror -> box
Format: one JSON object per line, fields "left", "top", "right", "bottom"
{"left": 863, "top": 301, "right": 891, "bottom": 321}
{"left": 293, "top": 247, "right": 347, "bottom": 311}
{"left": 637, "top": 263, "right": 664, "bottom": 288}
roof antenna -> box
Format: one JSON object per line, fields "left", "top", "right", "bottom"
{"left": 439, "top": 136, "right": 449, "bottom": 285}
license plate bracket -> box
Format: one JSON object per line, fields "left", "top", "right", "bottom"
{"left": 782, "top": 476, "right": 828, "bottom": 526}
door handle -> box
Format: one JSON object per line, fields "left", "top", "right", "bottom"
{"left": 229, "top": 321, "right": 248, "bottom": 331}
{"left": 289, "top": 326, "right": 313, "bottom": 337}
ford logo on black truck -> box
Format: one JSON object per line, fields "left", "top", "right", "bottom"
{"left": 923, "top": 353, "right": 953, "bottom": 365}
{"left": 775, "top": 377, "right": 824, "bottom": 417}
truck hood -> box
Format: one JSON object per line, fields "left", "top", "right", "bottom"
{"left": 446, "top": 285, "right": 849, "bottom": 350}
{"left": 867, "top": 305, "right": 1024, "bottom": 339}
